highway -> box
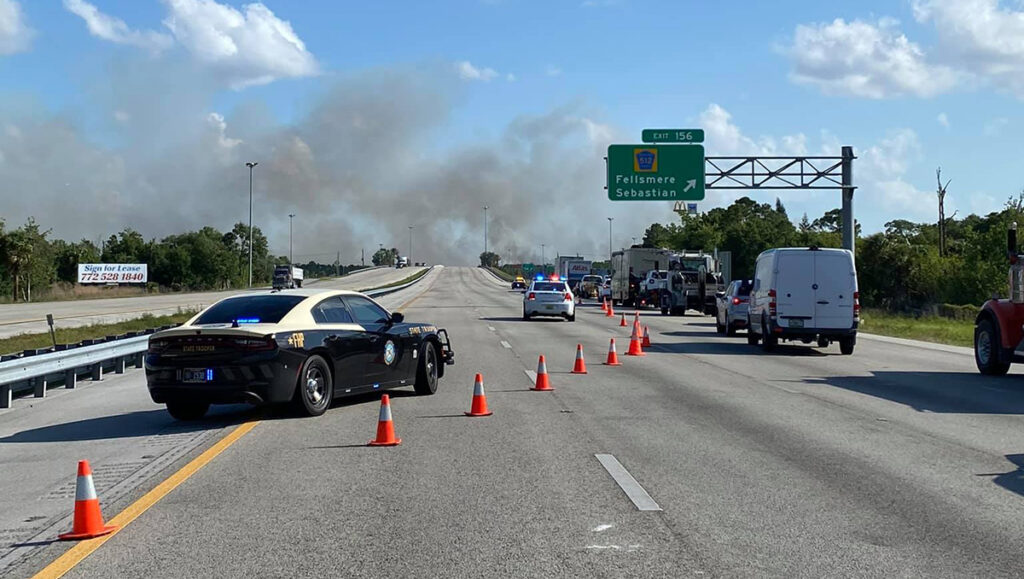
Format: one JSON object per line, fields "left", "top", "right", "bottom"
{"left": 0, "top": 266, "right": 424, "bottom": 340}
{"left": 3, "top": 266, "right": 1024, "bottom": 577}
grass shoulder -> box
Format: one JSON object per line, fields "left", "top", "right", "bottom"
{"left": 0, "top": 311, "right": 195, "bottom": 356}
{"left": 359, "top": 267, "right": 429, "bottom": 292}
{"left": 859, "top": 308, "right": 974, "bottom": 348}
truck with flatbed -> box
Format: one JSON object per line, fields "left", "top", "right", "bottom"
{"left": 272, "top": 264, "right": 303, "bottom": 289}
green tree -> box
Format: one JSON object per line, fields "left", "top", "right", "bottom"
{"left": 479, "top": 251, "right": 501, "bottom": 267}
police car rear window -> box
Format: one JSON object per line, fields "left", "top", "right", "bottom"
{"left": 533, "top": 282, "right": 565, "bottom": 292}
{"left": 194, "top": 295, "right": 305, "bottom": 325}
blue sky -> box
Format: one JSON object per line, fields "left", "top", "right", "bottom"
{"left": 0, "top": 0, "right": 1022, "bottom": 263}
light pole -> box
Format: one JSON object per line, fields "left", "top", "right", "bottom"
{"left": 408, "top": 226, "right": 414, "bottom": 264}
{"left": 483, "top": 205, "right": 489, "bottom": 257}
{"left": 541, "top": 244, "right": 546, "bottom": 273}
{"left": 607, "top": 217, "right": 614, "bottom": 262}
{"left": 288, "top": 213, "right": 296, "bottom": 264}
{"left": 245, "top": 161, "right": 258, "bottom": 288}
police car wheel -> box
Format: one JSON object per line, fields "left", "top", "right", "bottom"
{"left": 293, "top": 355, "right": 333, "bottom": 417}
{"left": 414, "top": 342, "right": 439, "bottom": 395}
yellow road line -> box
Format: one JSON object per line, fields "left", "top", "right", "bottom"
{"left": 33, "top": 420, "right": 261, "bottom": 579}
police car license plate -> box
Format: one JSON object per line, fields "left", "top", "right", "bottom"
{"left": 545, "top": 305, "right": 555, "bottom": 310}
{"left": 788, "top": 319, "right": 804, "bottom": 328}
{"left": 182, "top": 368, "right": 213, "bottom": 383}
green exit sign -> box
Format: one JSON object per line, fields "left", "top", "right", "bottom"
{"left": 642, "top": 129, "right": 704, "bottom": 144}
{"left": 607, "top": 144, "right": 705, "bottom": 201}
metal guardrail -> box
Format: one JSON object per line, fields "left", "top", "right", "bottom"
{"left": 0, "top": 267, "right": 434, "bottom": 409}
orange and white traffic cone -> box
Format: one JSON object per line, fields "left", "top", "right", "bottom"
{"left": 465, "top": 373, "right": 493, "bottom": 417}
{"left": 619, "top": 313, "right": 627, "bottom": 327}
{"left": 571, "top": 344, "right": 588, "bottom": 374}
{"left": 626, "top": 322, "right": 646, "bottom": 356}
{"left": 368, "top": 394, "right": 401, "bottom": 446}
{"left": 606, "top": 300, "right": 615, "bottom": 317}
{"left": 600, "top": 298, "right": 608, "bottom": 312}
{"left": 642, "top": 325, "right": 652, "bottom": 348}
{"left": 603, "top": 338, "right": 623, "bottom": 366}
{"left": 633, "top": 312, "right": 641, "bottom": 331}
{"left": 58, "top": 460, "right": 117, "bottom": 540}
{"left": 531, "top": 355, "right": 553, "bottom": 391}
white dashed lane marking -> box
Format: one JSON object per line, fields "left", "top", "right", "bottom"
{"left": 595, "top": 454, "right": 662, "bottom": 511}
{"left": 500, "top": 341, "right": 512, "bottom": 349}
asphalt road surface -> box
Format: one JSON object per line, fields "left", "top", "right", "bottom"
{"left": 4, "top": 266, "right": 1024, "bottom": 578}
{"left": 0, "top": 266, "right": 423, "bottom": 339}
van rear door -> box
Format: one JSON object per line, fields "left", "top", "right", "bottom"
{"left": 775, "top": 251, "right": 815, "bottom": 327}
{"left": 813, "top": 251, "right": 855, "bottom": 329}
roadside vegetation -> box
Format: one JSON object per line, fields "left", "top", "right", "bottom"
{"left": 0, "top": 221, "right": 374, "bottom": 303}
{"left": 859, "top": 309, "right": 974, "bottom": 348}
{"left": 0, "top": 311, "right": 196, "bottom": 356}
{"left": 486, "top": 266, "right": 514, "bottom": 281}
{"left": 359, "top": 267, "right": 430, "bottom": 292}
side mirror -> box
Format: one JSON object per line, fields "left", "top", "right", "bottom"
{"left": 391, "top": 312, "right": 405, "bottom": 324}
{"left": 715, "top": 291, "right": 725, "bottom": 299}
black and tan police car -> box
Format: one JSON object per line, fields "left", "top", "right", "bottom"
{"left": 145, "top": 289, "right": 454, "bottom": 420}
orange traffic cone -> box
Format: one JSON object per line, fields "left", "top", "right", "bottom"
{"left": 642, "top": 325, "right": 652, "bottom": 348}
{"left": 633, "top": 312, "right": 641, "bottom": 330}
{"left": 571, "top": 344, "right": 588, "bottom": 374}
{"left": 606, "top": 300, "right": 615, "bottom": 317}
{"left": 603, "top": 338, "right": 623, "bottom": 366}
{"left": 626, "top": 322, "right": 646, "bottom": 356}
{"left": 465, "top": 373, "right": 493, "bottom": 417}
{"left": 600, "top": 298, "right": 608, "bottom": 312}
{"left": 368, "top": 394, "right": 401, "bottom": 446}
{"left": 619, "top": 313, "right": 627, "bottom": 327}
{"left": 58, "top": 460, "right": 117, "bottom": 540}
{"left": 531, "top": 355, "right": 553, "bottom": 391}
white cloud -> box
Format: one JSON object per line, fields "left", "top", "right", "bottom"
{"left": 162, "top": 0, "right": 318, "bottom": 89}
{"left": 697, "top": 104, "right": 937, "bottom": 229}
{"left": 545, "top": 64, "right": 562, "bottom": 77}
{"left": 456, "top": 60, "right": 498, "bottom": 81}
{"left": 913, "top": 0, "right": 1024, "bottom": 96}
{"left": 506, "top": 72, "right": 516, "bottom": 82}
{"left": 113, "top": 110, "right": 131, "bottom": 123}
{"left": 984, "top": 117, "right": 1009, "bottom": 135}
{"left": 0, "top": 0, "right": 33, "bottom": 55}
{"left": 64, "top": 0, "right": 318, "bottom": 88}
{"left": 937, "top": 112, "right": 950, "bottom": 128}
{"left": 64, "top": 0, "right": 173, "bottom": 53}
{"left": 699, "top": 103, "right": 808, "bottom": 156}
{"left": 785, "top": 17, "right": 958, "bottom": 98}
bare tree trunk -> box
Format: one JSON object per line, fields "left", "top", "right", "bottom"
{"left": 936, "top": 168, "right": 950, "bottom": 258}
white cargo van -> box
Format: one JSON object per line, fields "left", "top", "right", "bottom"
{"left": 747, "top": 247, "right": 859, "bottom": 354}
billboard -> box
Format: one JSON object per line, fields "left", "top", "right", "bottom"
{"left": 78, "top": 263, "right": 148, "bottom": 284}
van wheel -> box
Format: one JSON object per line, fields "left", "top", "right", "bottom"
{"left": 839, "top": 337, "right": 856, "bottom": 355}
{"left": 761, "top": 316, "right": 777, "bottom": 351}
{"left": 817, "top": 337, "right": 830, "bottom": 348}
{"left": 975, "top": 319, "right": 1010, "bottom": 375}
{"left": 746, "top": 317, "right": 760, "bottom": 345}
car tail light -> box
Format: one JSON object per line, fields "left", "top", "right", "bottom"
{"left": 528, "top": 292, "right": 536, "bottom": 300}
{"left": 768, "top": 289, "right": 777, "bottom": 317}
{"left": 732, "top": 297, "right": 741, "bottom": 305}
{"left": 853, "top": 291, "right": 861, "bottom": 319}
{"left": 233, "top": 336, "right": 276, "bottom": 351}
{"left": 564, "top": 293, "right": 572, "bottom": 301}
{"left": 148, "top": 338, "right": 170, "bottom": 353}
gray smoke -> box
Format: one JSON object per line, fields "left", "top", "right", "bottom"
{"left": 0, "top": 60, "right": 674, "bottom": 266}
